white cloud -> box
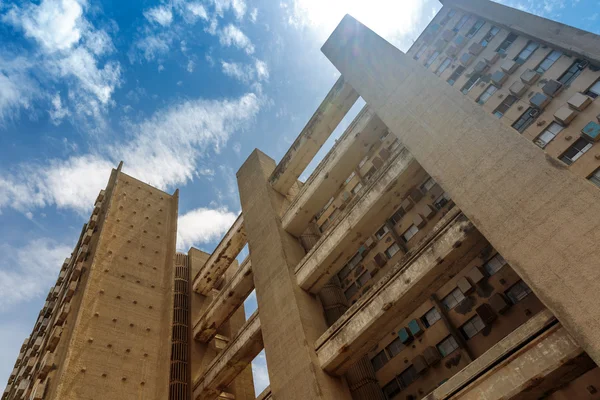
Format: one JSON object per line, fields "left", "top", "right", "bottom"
{"left": 135, "top": 34, "right": 172, "bottom": 61}
{"left": 252, "top": 350, "right": 270, "bottom": 397}
{"left": 218, "top": 24, "right": 255, "bottom": 54}
{"left": 177, "top": 207, "right": 237, "bottom": 250}
{"left": 187, "top": 59, "right": 195, "bottom": 72}
{"left": 221, "top": 59, "right": 269, "bottom": 84}
{"left": 212, "top": 0, "right": 247, "bottom": 20}
{"left": 0, "top": 53, "right": 38, "bottom": 126}
{"left": 144, "top": 5, "right": 173, "bottom": 26}
{"left": 0, "top": 238, "right": 73, "bottom": 310}
{"left": 249, "top": 7, "right": 258, "bottom": 23}
{"left": 254, "top": 59, "right": 269, "bottom": 81}
{"left": 49, "top": 93, "right": 69, "bottom": 124}
{"left": 232, "top": 142, "right": 241, "bottom": 155}
{"left": 183, "top": 1, "right": 209, "bottom": 22}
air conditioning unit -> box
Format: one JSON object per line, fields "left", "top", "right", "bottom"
{"left": 509, "top": 80, "right": 528, "bottom": 97}
{"left": 459, "top": 52, "right": 475, "bottom": 66}
{"left": 476, "top": 303, "right": 497, "bottom": 325}
{"left": 412, "top": 355, "right": 429, "bottom": 374}
{"left": 520, "top": 69, "right": 541, "bottom": 85}
{"left": 408, "top": 319, "right": 424, "bottom": 337}
{"left": 489, "top": 293, "right": 511, "bottom": 314}
{"left": 578, "top": 60, "right": 590, "bottom": 69}
{"left": 466, "top": 266, "right": 485, "bottom": 284}
{"left": 412, "top": 214, "right": 426, "bottom": 229}
{"left": 567, "top": 92, "right": 593, "bottom": 111}
{"left": 398, "top": 327, "right": 414, "bottom": 344}
{"left": 500, "top": 59, "right": 519, "bottom": 74}
{"left": 401, "top": 198, "right": 414, "bottom": 212}
{"left": 423, "top": 346, "right": 442, "bottom": 365}
{"left": 468, "top": 42, "right": 484, "bottom": 55}
{"left": 453, "top": 35, "right": 467, "bottom": 48}
{"left": 457, "top": 276, "right": 474, "bottom": 294}
{"left": 445, "top": 44, "right": 459, "bottom": 57}
{"left": 554, "top": 106, "right": 577, "bottom": 125}
{"left": 542, "top": 79, "right": 564, "bottom": 97}
{"left": 442, "top": 29, "right": 455, "bottom": 42}
{"left": 530, "top": 92, "right": 551, "bottom": 110}
{"left": 582, "top": 121, "right": 600, "bottom": 142}
{"left": 472, "top": 60, "right": 489, "bottom": 74}
{"left": 484, "top": 52, "right": 500, "bottom": 65}
{"left": 434, "top": 38, "right": 447, "bottom": 52}
{"left": 491, "top": 70, "right": 508, "bottom": 86}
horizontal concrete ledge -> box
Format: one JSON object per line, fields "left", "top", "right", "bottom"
{"left": 282, "top": 106, "right": 386, "bottom": 237}
{"left": 269, "top": 76, "right": 359, "bottom": 195}
{"left": 295, "top": 146, "right": 420, "bottom": 294}
{"left": 193, "top": 257, "right": 254, "bottom": 342}
{"left": 193, "top": 214, "right": 247, "bottom": 295}
{"left": 424, "top": 309, "right": 556, "bottom": 400}
{"left": 193, "top": 312, "right": 263, "bottom": 400}
{"left": 452, "top": 323, "right": 592, "bottom": 399}
{"left": 256, "top": 386, "right": 272, "bottom": 400}
{"left": 315, "top": 210, "right": 486, "bottom": 375}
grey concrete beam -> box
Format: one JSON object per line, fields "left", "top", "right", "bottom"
{"left": 282, "top": 106, "right": 387, "bottom": 237}
{"left": 193, "top": 313, "right": 263, "bottom": 400}
{"left": 322, "top": 14, "right": 600, "bottom": 366}
{"left": 193, "top": 257, "right": 254, "bottom": 342}
{"left": 256, "top": 386, "right": 272, "bottom": 400}
{"left": 193, "top": 215, "right": 247, "bottom": 295}
{"left": 269, "top": 76, "right": 359, "bottom": 195}
{"left": 295, "top": 147, "right": 421, "bottom": 294}
{"left": 315, "top": 210, "right": 486, "bottom": 375}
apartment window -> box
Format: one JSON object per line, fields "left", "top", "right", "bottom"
{"left": 437, "top": 335, "right": 459, "bottom": 357}
{"left": 512, "top": 107, "right": 539, "bottom": 133}
{"left": 425, "top": 51, "right": 441, "bottom": 68}
{"left": 460, "top": 315, "right": 486, "bottom": 339}
{"left": 493, "top": 94, "right": 517, "bottom": 118}
{"left": 375, "top": 225, "right": 390, "bottom": 240}
{"left": 442, "top": 288, "right": 465, "bottom": 310}
{"left": 506, "top": 280, "right": 532, "bottom": 304}
{"left": 479, "top": 26, "right": 500, "bottom": 47}
{"left": 433, "top": 192, "right": 452, "bottom": 210}
{"left": 484, "top": 253, "right": 507, "bottom": 276}
{"left": 385, "top": 243, "right": 401, "bottom": 259}
{"left": 466, "top": 19, "right": 485, "bottom": 38}
{"left": 420, "top": 177, "right": 436, "bottom": 192}
{"left": 440, "top": 8, "right": 457, "bottom": 26}
{"left": 386, "top": 337, "right": 406, "bottom": 358}
{"left": 401, "top": 225, "right": 419, "bottom": 243}
{"left": 588, "top": 168, "right": 600, "bottom": 187}
{"left": 351, "top": 182, "right": 363, "bottom": 195}
{"left": 514, "top": 41, "right": 539, "bottom": 64}
{"left": 414, "top": 46, "right": 427, "bottom": 60}
{"left": 453, "top": 14, "right": 469, "bottom": 32}
{"left": 390, "top": 207, "right": 406, "bottom": 225}
{"left": 447, "top": 65, "right": 466, "bottom": 86}
{"left": 560, "top": 137, "right": 593, "bottom": 165}
{"left": 535, "top": 122, "right": 564, "bottom": 148}
{"left": 536, "top": 50, "right": 562, "bottom": 74}
{"left": 477, "top": 84, "right": 498, "bottom": 105}
{"left": 398, "top": 366, "right": 418, "bottom": 388}
{"left": 558, "top": 59, "right": 587, "bottom": 86}
{"left": 371, "top": 350, "right": 389, "bottom": 372}
{"left": 585, "top": 80, "right": 600, "bottom": 98}
{"left": 383, "top": 378, "right": 401, "bottom": 399}
{"left": 461, "top": 73, "right": 481, "bottom": 95}
{"left": 344, "top": 283, "right": 359, "bottom": 299}
{"left": 338, "top": 252, "right": 362, "bottom": 280}
{"left": 344, "top": 171, "right": 356, "bottom": 185}
{"left": 421, "top": 307, "right": 442, "bottom": 328}
{"left": 357, "top": 271, "right": 372, "bottom": 287}
{"left": 436, "top": 57, "right": 452, "bottom": 76}
{"left": 496, "top": 32, "right": 518, "bottom": 54}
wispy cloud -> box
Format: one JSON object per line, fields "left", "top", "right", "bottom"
{"left": 177, "top": 206, "right": 237, "bottom": 250}
{"left": 220, "top": 58, "right": 269, "bottom": 84}
{"left": 144, "top": 5, "right": 174, "bottom": 26}
{"left": 218, "top": 24, "right": 255, "bottom": 54}
{"left": 252, "top": 350, "right": 270, "bottom": 396}
{"left": 249, "top": 7, "right": 258, "bottom": 23}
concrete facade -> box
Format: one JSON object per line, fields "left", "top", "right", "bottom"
{"left": 5, "top": 2, "right": 600, "bottom": 400}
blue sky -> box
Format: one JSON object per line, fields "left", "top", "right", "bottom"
{"left": 0, "top": 0, "right": 598, "bottom": 394}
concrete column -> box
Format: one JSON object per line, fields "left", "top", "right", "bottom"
{"left": 236, "top": 150, "right": 351, "bottom": 400}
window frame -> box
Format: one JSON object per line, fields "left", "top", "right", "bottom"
{"left": 513, "top": 40, "right": 539, "bottom": 64}
{"left": 534, "top": 122, "right": 564, "bottom": 149}
{"left": 447, "top": 65, "right": 466, "bottom": 86}
{"left": 585, "top": 80, "right": 600, "bottom": 99}
{"left": 461, "top": 73, "right": 481, "bottom": 95}
{"left": 506, "top": 280, "right": 533, "bottom": 304}
{"left": 414, "top": 45, "right": 427, "bottom": 60}
{"left": 495, "top": 32, "right": 518, "bottom": 54}
{"left": 453, "top": 14, "right": 469, "bottom": 32}
{"left": 344, "top": 282, "right": 359, "bottom": 299}
{"left": 420, "top": 177, "right": 436, "bottom": 193}
{"left": 375, "top": 225, "right": 390, "bottom": 240}
{"left": 560, "top": 137, "right": 593, "bottom": 165}
{"left": 401, "top": 224, "right": 419, "bottom": 243}
{"left": 398, "top": 365, "right": 418, "bottom": 388}
{"left": 536, "top": 50, "right": 562, "bottom": 74}
{"left": 442, "top": 287, "right": 466, "bottom": 310}
{"left": 390, "top": 207, "right": 406, "bottom": 225}
{"left": 382, "top": 378, "right": 401, "bottom": 400}
{"left": 460, "top": 315, "right": 486, "bottom": 340}
{"left": 484, "top": 253, "right": 507, "bottom": 276}
{"left": 558, "top": 59, "right": 587, "bottom": 86}
{"left": 512, "top": 107, "right": 539, "bottom": 133}
{"left": 477, "top": 84, "right": 499, "bottom": 105}
{"left": 385, "top": 243, "right": 401, "bottom": 259}
{"left": 386, "top": 336, "right": 406, "bottom": 358}
{"left": 425, "top": 50, "right": 441, "bottom": 68}
{"left": 493, "top": 94, "right": 517, "bottom": 118}
{"left": 436, "top": 57, "right": 452, "bottom": 76}
{"left": 466, "top": 18, "right": 485, "bottom": 38}
{"left": 371, "top": 350, "right": 389, "bottom": 372}
{"left": 479, "top": 26, "right": 500, "bottom": 47}
{"left": 588, "top": 167, "right": 600, "bottom": 187}
{"left": 421, "top": 307, "right": 442, "bottom": 328}
{"left": 436, "top": 335, "right": 459, "bottom": 357}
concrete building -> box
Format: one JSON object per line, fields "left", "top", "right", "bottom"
{"left": 4, "top": 0, "right": 600, "bottom": 399}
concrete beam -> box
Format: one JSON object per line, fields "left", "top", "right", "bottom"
{"left": 193, "top": 215, "right": 247, "bottom": 295}
{"left": 194, "top": 257, "right": 254, "bottom": 342}
{"left": 452, "top": 324, "right": 594, "bottom": 399}
{"left": 295, "top": 147, "right": 420, "bottom": 293}
{"left": 256, "top": 387, "right": 272, "bottom": 400}
{"left": 193, "top": 313, "right": 263, "bottom": 400}
{"left": 424, "top": 309, "right": 556, "bottom": 399}
{"left": 282, "top": 106, "right": 386, "bottom": 237}
{"left": 269, "top": 76, "right": 359, "bottom": 195}
{"left": 322, "top": 14, "right": 600, "bottom": 366}
{"left": 315, "top": 210, "right": 486, "bottom": 375}
{"left": 443, "top": 0, "right": 600, "bottom": 64}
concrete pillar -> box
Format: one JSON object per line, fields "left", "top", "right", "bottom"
{"left": 236, "top": 149, "right": 351, "bottom": 400}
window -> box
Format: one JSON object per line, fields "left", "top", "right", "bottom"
{"left": 558, "top": 59, "right": 587, "bottom": 86}
{"left": 506, "top": 280, "right": 532, "bottom": 304}
{"left": 436, "top": 58, "right": 452, "bottom": 76}
{"left": 479, "top": 26, "right": 500, "bottom": 47}
{"left": 442, "top": 288, "right": 465, "bottom": 310}
{"left": 512, "top": 107, "right": 539, "bottom": 133}
{"left": 460, "top": 315, "right": 486, "bottom": 339}
{"left": 344, "top": 171, "right": 356, "bottom": 185}
{"left": 437, "top": 335, "right": 459, "bottom": 357}
{"left": 477, "top": 84, "right": 498, "bottom": 105}
{"left": 514, "top": 41, "right": 539, "bottom": 64}
{"left": 493, "top": 94, "right": 517, "bottom": 118}
{"left": 375, "top": 225, "right": 390, "bottom": 240}
{"left": 351, "top": 182, "right": 363, "bottom": 195}
{"left": 588, "top": 168, "right": 600, "bottom": 187}
{"left": 371, "top": 350, "right": 389, "bottom": 372}
{"left": 496, "top": 32, "right": 518, "bottom": 54}
{"left": 357, "top": 271, "right": 372, "bottom": 287}
{"left": 461, "top": 73, "right": 481, "bottom": 95}
{"left": 338, "top": 252, "right": 362, "bottom": 280}
{"left": 425, "top": 51, "right": 440, "bottom": 68}
{"left": 421, "top": 307, "right": 442, "bottom": 328}
{"left": 466, "top": 19, "right": 485, "bottom": 38}
{"left": 382, "top": 378, "right": 401, "bottom": 399}
{"left": 402, "top": 225, "right": 419, "bottom": 243}
{"left": 386, "top": 337, "right": 406, "bottom": 358}
{"left": 534, "top": 122, "right": 564, "bottom": 148}
{"left": 398, "top": 366, "right": 418, "bottom": 387}
{"left": 560, "top": 137, "right": 593, "bottom": 165}
{"left": 385, "top": 243, "right": 401, "bottom": 259}
{"left": 536, "top": 50, "right": 562, "bottom": 74}
{"left": 484, "top": 253, "right": 507, "bottom": 276}
{"left": 440, "top": 8, "right": 457, "bottom": 26}
{"left": 414, "top": 46, "right": 427, "bottom": 60}
{"left": 390, "top": 207, "right": 405, "bottom": 225}
{"left": 344, "top": 283, "right": 359, "bottom": 299}
{"left": 433, "top": 192, "right": 452, "bottom": 210}
{"left": 453, "top": 14, "right": 469, "bottom": 32}
{"left": 420, "top": 177, "right": 436, "bottom": 192}
{"left": 447, "top": 65, "right": 466, "bottom": 86}
{"left": 585, "top": 80, "right": 600, "bottom": 98}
